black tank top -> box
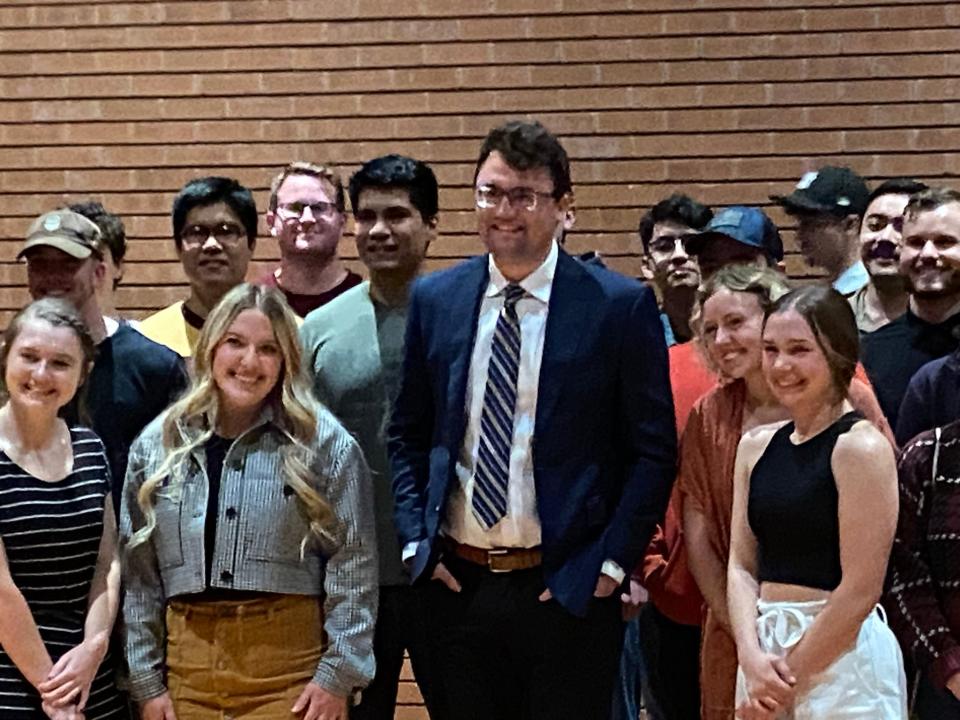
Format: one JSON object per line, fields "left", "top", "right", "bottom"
{"left": 748, "top": 411, "right": 862, "bottom": 591}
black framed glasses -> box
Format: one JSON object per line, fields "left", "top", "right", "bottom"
{"left": 475, "top": 185, "right": 555, "bottom": 212}
{"left": 180, "top": 223, "right": 245, "bottom": 247}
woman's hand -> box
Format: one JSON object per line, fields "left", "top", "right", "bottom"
{"left": 738, "top": 650, "right": 796, "bottom": 717}
{"left": 292, "top": 682, "right": 347, "bottom": 720}
{"left": 140, "top": 692, "right": 178, "bottom": 720}
{"left": 38, "top": 636, "right": 107, "bottom": 709}
{"left": 41, "top": 700, "right": 85, "bottom": 720}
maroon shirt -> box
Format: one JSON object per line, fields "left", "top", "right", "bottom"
{"left": 260, "top": 268, "right": 363, "bottom": 318}
{"left": 886, "top": 420, "right": 960, "bottom": 688}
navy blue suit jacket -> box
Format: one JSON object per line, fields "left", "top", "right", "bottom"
{"left": 388, "top": 250, "right": 677, "bottom": 617}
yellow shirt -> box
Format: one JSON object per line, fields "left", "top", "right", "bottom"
{"left": 138, "top": 301, "right": 200, "bottom": 358}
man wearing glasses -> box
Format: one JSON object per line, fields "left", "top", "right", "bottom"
{"left": 140, "top": 176, "right": 258, "bottom": 357}
{"left": 638, "top": 193, "right": 712, "bottom": 346}
{"left": 390, "top": 120, "right": 676, "bottom": 720}
{"left": 263, "top": 161, "right": 362, "bottom": 317}
{"left": 849, "top": 178, "right": 928, "bottom": 334}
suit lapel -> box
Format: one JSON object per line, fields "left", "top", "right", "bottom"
{"left": 536, "top": 251, "right": 595, "bottom": 432}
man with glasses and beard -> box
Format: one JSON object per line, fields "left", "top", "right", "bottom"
{"left": 262, "top": 162, "right": 362, "bottom": 318}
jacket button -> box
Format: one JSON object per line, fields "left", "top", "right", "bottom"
{"left": 221, "top": 570, "right": 233, "bottom": 582}
{"left": 225, "top": 507, "right": 237, "bottom": 520}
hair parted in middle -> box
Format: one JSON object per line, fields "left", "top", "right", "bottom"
{"left": 764, "top": 284, "right": 860, "bottom": 403}
{"left": 127, "top": 282, "right": 341, "bottom": 554}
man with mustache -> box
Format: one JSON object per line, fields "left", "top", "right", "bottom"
{"left": 849, "top": 178, "right": 928, "bottom": 333}
{"left": 861, "top": 187, "right": 960, "bottom": 429}
{"left": 772, "top": 165, "right": 871, "bottom": 296}
{"left": 262, "top": 162, "right": 362, "bottom": 318}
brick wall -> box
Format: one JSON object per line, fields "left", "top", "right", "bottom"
{"left": 2, "top": 0, "right": 959, "bottom": 711}
{"left": 3, "top": 1, "right": 959, "bottom": 329}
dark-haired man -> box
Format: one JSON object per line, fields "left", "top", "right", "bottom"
{"left": 264, "top": 162, "right": 362, "bottom": 317}
{"left": 638, "top": 193, "right": 712, "bottom": 345}
{"left": 19, "top": 209, "right": 187, "bottom": 512}
{"left": 772, "top": 166, "right": 871, "bottom": 296}
{"left": 139, "top": 176, "right": 257, "bottom": 357}
{"left": 68, "top": 200, "right": 128, "bottom": 323}
{"left": 303, "top": 154, "right": 442, "bottom": 719}
{"left": 849, "top": 178, "right": 928, "bottom": 333}
{"left": 389, "top": 121, "right": 676, "bottom": 719}
{"left": 862, "top": 187, "right": 960, "bottom": 430}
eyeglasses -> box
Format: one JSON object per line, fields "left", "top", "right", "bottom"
{"left": 180, "top": 223, "right": 245, "bottom": 248}
{"left": 475, "top": 185, "right": 555, "bottom": 213}
{"left": 275, "top": 201, "right": 339, "bottom": 221}
{"left": 649, "top": 235, "right": 696, "bottom": 255}
{"left": 864, "top": 213, "right": 904, "bottom": 234}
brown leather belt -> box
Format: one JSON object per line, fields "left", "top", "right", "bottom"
{"left": 443, "top": 538, "right": 542, "bottom": 573}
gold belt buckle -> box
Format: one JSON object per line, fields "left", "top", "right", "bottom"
{"left": 486, "top": 548, "right": 511, "bottom": 573}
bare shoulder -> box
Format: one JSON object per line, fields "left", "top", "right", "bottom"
{"left": 834, "top": 420, "right": 895, "bottom": 464}
{"left": 832, "top": 419, "right": 896, "bottom": 483}
{"left": 736, "top": 420, "right": 789, "bottom": 469}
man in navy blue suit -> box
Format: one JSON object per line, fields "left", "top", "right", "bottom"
{"left": 389, "top": 120, "right": 677, "bottom": 719}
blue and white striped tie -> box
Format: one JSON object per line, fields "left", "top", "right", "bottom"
{"left": 472, "top": 283, "right": 526, "bottom": 529}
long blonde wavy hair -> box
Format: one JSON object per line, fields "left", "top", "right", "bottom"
{"left": 127, "top": 283, "right": 341, "bottom": 554}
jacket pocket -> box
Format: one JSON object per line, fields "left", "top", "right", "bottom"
{"left": 246, "top": 484, "right": 314, "bottom": 566}
{"left": 152, "top": 488, "right": 185, "bottom": 569}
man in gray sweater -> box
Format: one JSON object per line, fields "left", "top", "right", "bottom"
{"left": 300, "top": 154, "right": 442, "bottom": 719}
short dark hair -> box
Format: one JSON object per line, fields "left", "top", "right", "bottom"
{"left": 765, "top": 285, "right": 859, "bottom": 402}
{"left": 867, "top": 178, "right": 928, "bottom": 206}
{"left": 268, "top": 162, "right": 345, "bottom": 214}
{"left": 349, "top": 155, "right": 439, "bottom": 221}
{"left": 67, "top": 201, "right": 126, "bottom": 265}
{"left": 473, "top": 120, "right": 571, "bottom": 199}
{"left": 904, "top": 186, "right": 960, "bottom": 220}
{"left": 638, "top": 194, "right": 713, "bottom": 253}
{"left": 171, "top": 176, "right": 257, "bottom": 250}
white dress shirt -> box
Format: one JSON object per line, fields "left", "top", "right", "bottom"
{"left": 444, "top": 242, "right": 558, "bottom": 549}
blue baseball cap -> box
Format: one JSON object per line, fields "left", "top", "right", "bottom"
{"left": 684, "top": 206, "right": 784, "bottom": 263}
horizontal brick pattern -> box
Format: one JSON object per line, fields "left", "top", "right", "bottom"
{"left": 2, "top": 1, "right": 960, "bottom": 325}
{"left": 2, "top": 0, "right": 958, "bottom": 715}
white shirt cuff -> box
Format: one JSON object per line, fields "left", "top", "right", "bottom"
{"left": 401, "top": 541, "right": 420, "bottom": 563}
{"left": 601, "top": 559, "right": 626, "bottom": 584}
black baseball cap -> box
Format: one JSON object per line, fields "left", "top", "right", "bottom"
{"left": 771, "top": 166, "right": 870, "bottom": 218}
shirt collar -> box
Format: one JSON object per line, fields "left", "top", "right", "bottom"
{"left": 832, "top": 260, "right": 869, "bottom": 296}
{"left": 485, "top": 240, "right": 558, "bottom": 304}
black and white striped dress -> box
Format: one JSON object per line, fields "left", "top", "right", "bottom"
{"left": 0, "top": 427, "right": 127, "bottom": 719}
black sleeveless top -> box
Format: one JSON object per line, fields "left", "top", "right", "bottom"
{"left": 748, "top": 411, "right": 862, "bottom": 591}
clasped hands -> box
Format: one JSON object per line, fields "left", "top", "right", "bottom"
{"left": 736, "top": 651, "right": 797, "bottom": 720}
{"left": 36, "top": 636, "right": 108, "bottom": 720}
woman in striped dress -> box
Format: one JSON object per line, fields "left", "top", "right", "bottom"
{"left": 0, "top": 298, "right": 126, "bottom": 720}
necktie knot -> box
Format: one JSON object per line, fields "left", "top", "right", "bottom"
{"left": 503, "top": 283, "right": 525, "bottom": 309}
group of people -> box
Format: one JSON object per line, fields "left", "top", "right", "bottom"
{"left": 1, "top": 117, "right": 960, "bottom": 720}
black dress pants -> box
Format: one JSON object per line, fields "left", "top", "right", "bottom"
{"left": 350, "top": 584, "right": 445, "bottom": 720}
{"left": 424, "top": 555, "right": 624, "bottom": 720}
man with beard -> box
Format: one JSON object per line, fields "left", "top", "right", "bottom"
{"left": 861, "top": 187, "right": 960, "bottom": 429}
{"left": 849, "top": 178, "right": 928, "bottom": 334}
{"left": 638, "top": 194, "right": 712, "bottom": 345}
{"left": 772, "top": 165, "right": 871, "bottom": 296}
{"left": 263, "top": 162, "right": 362, "bottom": 317}
{"left": 140, "top": 176, "right": 257, "bottom": 357}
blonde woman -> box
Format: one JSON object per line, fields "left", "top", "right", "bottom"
{"left": 121, "top": 284, "right": 376, "bottom": 720}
